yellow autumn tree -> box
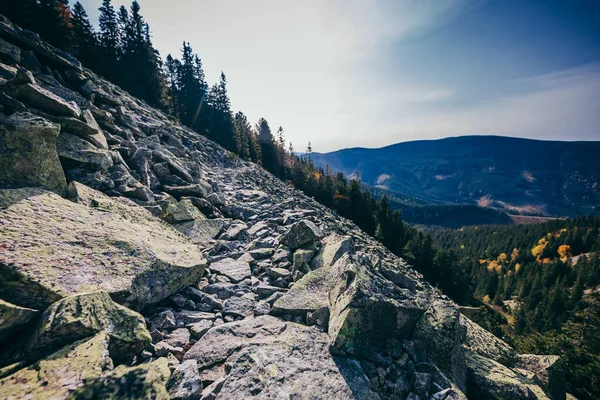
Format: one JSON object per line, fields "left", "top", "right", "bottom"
{"left": 511, "top": 248, "right": 519, "bottom": 261}
{"left": 532, "top": 237, "right": 547, "bottom": 261}
{"left": 487, "top": 260, "right": 502, "bottom": 274}
{"left": 482, "top": 295, "right": 491, "bottom": 304}
{"left": 498, "top": 253, "right": 508, "bottom": 263}
{"left": 557, "top": 244, "right": 572, "bottom": 262}
{"left": 515, "top": 263, "right": 521, "bottom": 273}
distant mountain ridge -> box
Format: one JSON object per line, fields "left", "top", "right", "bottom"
{"left": 313, "top": 135, "right": 600, "bottom": 217}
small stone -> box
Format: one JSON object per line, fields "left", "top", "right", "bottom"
{"left": 151, "top": 310, "right": 177, "bottom": 331}
{"left": 187, "top": 320, "right": 213, "bottom": 339}
{"left": 155, "top": 341, "right": 184, "bottom": 358}
{"left": 268, "top": 267, "right": 291, "bottom": 279}
{"left": 165, "top": 328, "right": 191, "bottom": 348}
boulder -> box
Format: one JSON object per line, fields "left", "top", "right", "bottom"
{"left": 461, "top": 315, "right": 518, "bottom": 365}
{"left": 167, "top": 359, "right": 203, "bottom": 400}
{"left": 17, "top": 291, "right": 151, "bottom": 363}
{"left": 413, "top": 299, "right": 467, "bottom": 391}
{"left": 222, "top": 296, "right": 254, "bottom": 318}
{"left": 11, "top": 67, "right": 34, "bottom": 84}
{"left": 327, "top": 254, "right": 430, "bottom": 358}
{"left": 272, "top": 264, "right": 331, "bottom": 317}
{"left": 311, "top": 234, "right": 353, "bottom": 270}
{"left": 56, "top": 132, "right": 113, "bottom": 170}
{"left": 162, "top": 198, "right": 205, "bottom": 224}
{"left": 0, "top": 333, "right": 112, "bottom": 399}
{"left": 514, "top": 355, "right": 565, "bottom": 400}
{"left": 209, "top": 258, "right": 251, "bottom": 283}
{"left": 15, "top": 82, "right": 80, "bottom": 117}
{"left": 71, "top": 358, "right": 171, "bottom": 400}
{"left": 280, "top": 219, "right": 322, "bottom": 250}
{"left": 465, "top": 351, "right": 545, "bottom": 400}
{"left": 0, "top": 186, "right": 205, "bottom": 310}
{"left": 163, "top": 183, "right": 212, "bottom": 199}
{"left": 0, "top": 299, "right": 39, "bottom": 343}
{"left": 0, "top": 112, "right": 67, "bottom": 194}
{"left": 59, "top": 109, "right": 108, "bottom": 149}
{"left": 195, "top": 316, "right": 379, "bottom": 399}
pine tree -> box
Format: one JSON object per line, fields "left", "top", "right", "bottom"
{"left": 306, "top": 142, "right": 313, "bottom": 165}
{"left": 257, "top": 118, "right": 279, "bottom": 175}
{"left": 70, "top": 2, "right": 97, "bottom": 66}
{"left": 38, "top": 0, "right": 72, "bottom": 50}
{"left": 98, "top": 0, "right": 119, "bottom": 79}
{"left": 206, "top": 72, "right": 235, "bottom": 150}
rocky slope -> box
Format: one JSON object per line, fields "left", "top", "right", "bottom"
{"left": 0, "top": 14, "right": 568, "bottom": 400}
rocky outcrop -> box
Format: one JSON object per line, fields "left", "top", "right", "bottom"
{"left": 0, "top": 13, "right": 563, "bottom": 400}
{"left": 0, "top": 186, "right": 205, "bottom": 310}
{"left": 0, "top": 112, "right": 67, "bottom": 194}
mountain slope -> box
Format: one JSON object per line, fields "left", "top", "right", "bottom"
{"left": 0, "top": 14, "right": 566, "bottom": 400}
{"left": 314, "top": 135, "right": 600, "bottom": 217}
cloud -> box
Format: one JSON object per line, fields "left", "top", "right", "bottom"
{"left": 78, "top": 0, "right": 598, "bottom": 152}
{"left": 345, "top": 61, "right": 600, "bottom": 147}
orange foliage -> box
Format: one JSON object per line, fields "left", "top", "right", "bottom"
{"left": 515, "top": 263, "right": 521, "bottom": 273}
{"left": 557, "top": 244, "right": 572, "bottom": 262}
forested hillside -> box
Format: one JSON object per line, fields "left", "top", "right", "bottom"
{"left": 313, "top": 136, "right": 600, "bottom": 217}
{"left": 430, "top": 216, "right": 600, "bottom": 399}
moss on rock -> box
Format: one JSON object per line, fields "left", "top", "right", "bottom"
{"left": 0, "top": 186, "right": 205, "bottom": 310}
{"left": 0, "top": 333, "right": 112, "bottom": 399}
{"left": 0, "top": 112, "right": 67, "bottom": 194}
{"left": 21, "top": 291, "right": 151, "bottom": 363}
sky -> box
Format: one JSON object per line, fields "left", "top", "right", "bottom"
{"left": 79, "top": 0, "right": 600, "bottom": 152}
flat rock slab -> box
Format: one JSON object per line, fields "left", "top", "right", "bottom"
{"left": 209, "top": 258, "right": 251, "bottom": 283}
{"left": 0, "top": 187, "right": 205, "bottom": 310}
{"left": 184, "top": 315, "right": 379, "bottom": 399}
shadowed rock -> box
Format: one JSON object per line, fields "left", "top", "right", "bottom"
{"left": 0, "top": 333, "right": 112, "bottom": 399}
{"left": 0, "top": 299, "right": 38, "bottom": 343}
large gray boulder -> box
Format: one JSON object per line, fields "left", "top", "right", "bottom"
{"left": 328, "top": 254, "right": 430, "bottom": 358}
{"left": 0, "top": 186, "right": 206, "bottom": 310}
{"left": 514, "top": 355, "right": 565, "bottom": 400}
{"left": 465, "top": 351, "right": 548, "bottom": 400}
{"left": 184, "top": 316, "right": 379, "bottom": 399}
{"left": 280, "top": 219, "right": 322, "bottom": 249}
{"left": 56, "top": 132, "right": 114, "bottom": 170}
{"left": 0, "top": 112, "right": 67, "bottom": 194}
{"left": 413, "top": 299, "right": 468, "bottom": 392}
{"left": 461, "top": 315, "right": 518, "bottom": 365}
{"left": 8, "top": 291, "right": 151, "bottom": 365}
{"left": 209, "top": 258, "right": 251, "bottom": 283}
{"left": 15, "top": 82, "right": 80, "bottom": 117}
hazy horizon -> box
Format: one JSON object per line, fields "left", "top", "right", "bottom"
{"left": 79, "top": 0, "right": 600, "bottom": 152}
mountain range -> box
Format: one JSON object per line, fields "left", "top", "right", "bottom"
{"left": 314, "top": 135, "right": 600, "bottom": 218}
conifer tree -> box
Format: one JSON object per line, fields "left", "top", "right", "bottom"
{"left": 306, "top": 142, "right": 313, "bottom": 166}
{"left": 98, "top": 0, "right": 119, "bottom": 79}
{"left": 70, "top": 2, "right": 97, "bottom": 66}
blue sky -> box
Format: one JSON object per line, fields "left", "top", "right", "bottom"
{"left": 79, "top": 0, "right": 600, "bottom": 152}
